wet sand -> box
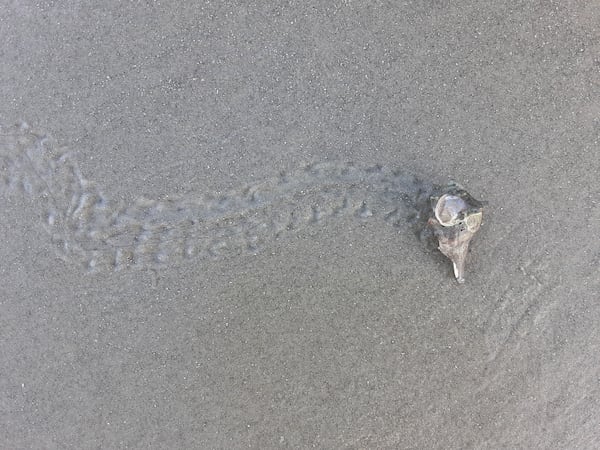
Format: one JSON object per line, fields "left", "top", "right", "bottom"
{"left": 1, "top": 1, "right": 599, "bottom": 448}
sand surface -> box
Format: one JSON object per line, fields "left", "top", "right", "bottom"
{"left": 1, "top": 1, "right": 599, "bottom": 448}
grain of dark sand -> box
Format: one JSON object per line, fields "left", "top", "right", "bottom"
{"left": 1, "top": 2, "right": 599, "bottom": 448}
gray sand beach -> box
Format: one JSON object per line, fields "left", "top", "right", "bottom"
{"left": 1, "top": 1, "right": 599, "bottom": 448}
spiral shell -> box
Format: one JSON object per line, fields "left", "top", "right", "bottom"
{"left": 427, "top": 186, "right": 484, "bottom": 283}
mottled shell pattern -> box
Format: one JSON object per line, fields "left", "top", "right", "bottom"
{"left": 427, "top": 184, "right": 484, "bottom": 283}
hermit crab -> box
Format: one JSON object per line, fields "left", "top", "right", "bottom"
{"left": 419, "top": 184, "right": 485, "bottom": 283}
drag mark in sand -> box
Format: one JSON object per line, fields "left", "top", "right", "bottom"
{"left": 1, "top": 123, "right": 433, "bottom": 272}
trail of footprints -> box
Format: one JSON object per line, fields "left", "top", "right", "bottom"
{"left": 1, "top": 123, "right": 431, "bottom": 272}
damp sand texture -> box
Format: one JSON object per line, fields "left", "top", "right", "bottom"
{"left": 1, "top": 123, "right": 439, "bottom": 273}
{"left": 1, "top": 1, "right": 599, "bottom": 448}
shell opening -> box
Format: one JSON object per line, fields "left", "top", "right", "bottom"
{"left": 434, "top": 194, "right": 469, "bottom": 227}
